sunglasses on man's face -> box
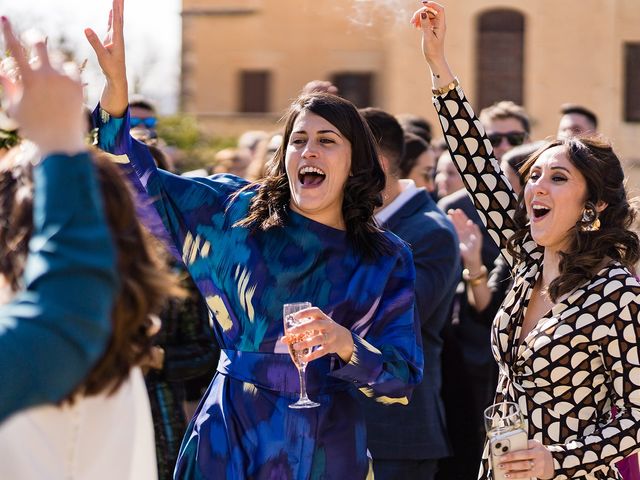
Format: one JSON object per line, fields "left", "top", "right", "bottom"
{"left": 487, "top": 131, "right": 527, "bottom": 147}
{"left": 130, "top": 117, "right": 158, "bottom": 129}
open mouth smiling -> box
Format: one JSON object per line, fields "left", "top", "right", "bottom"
{"left": 298, "top": 166, "right": 326, "bottom": 187}
{"left": 531, "top": 203, "right": 551, "bottom": 220}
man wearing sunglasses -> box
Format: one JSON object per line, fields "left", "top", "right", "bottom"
{"left": 478, "top": 100, "right": 531, "bottom": 161}
{"left": 129, "top": 96, "right": 159, "bottom": 143}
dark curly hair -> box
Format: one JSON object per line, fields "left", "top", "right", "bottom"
{"left": 0, "top": 148, "right": 182, "bottom": 399}
{"left": 235, "top": 93, "right": 392, "bottom": 259}
{"left": 506, "top": 136, "right": 639, "bottom": 301}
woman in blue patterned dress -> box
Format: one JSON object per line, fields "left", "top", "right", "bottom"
{"left": 85, "top": 1, "right": 422, "bottom": 479}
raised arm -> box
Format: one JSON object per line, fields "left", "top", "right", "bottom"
{"left": 85, "top": 0, "right": 166, "bottom": 203}
{"left": 84, "top": 0, "right": 128, "bottom": 117}
{"left": 85, "top": 0, "right": 242, "bottom": 267}
{"left": 412, "top": 2, "right": 538, "bottom": 266}
{"left": 449, "top": 208, "right": 493, "bottom": 312}
{"left": 0, "top": 18, "right": 117, "bottom": 421}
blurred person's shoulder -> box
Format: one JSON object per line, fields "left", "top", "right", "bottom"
{"left": 437, "top": 188, "right": 471, "bottom": 212}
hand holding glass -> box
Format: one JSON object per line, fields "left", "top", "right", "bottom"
{"left": 484, "top": 402, "right": 529, "bottom": 480}
{"left": 283, "top": 302, "right": 320, "bottom": 409}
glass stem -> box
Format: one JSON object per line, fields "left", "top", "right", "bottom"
{"left": 298, "top": 365, "right": 309, "bottom": 401}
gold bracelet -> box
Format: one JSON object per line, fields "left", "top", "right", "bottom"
{"left": 462, "top": 265, "right": 488, "bottom": 286}
{"left": 432, "top": 77, "right": 460, "bottom": 96}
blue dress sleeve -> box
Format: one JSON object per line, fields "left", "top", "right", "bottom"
{"left": 0, "top": 153, "right": 118, "bottom": 422}
{"left": 330, "top": 245, "right": 423, "bottom": 404}
{"left": 93, "top": 105, "right": 250, "bottom": 266}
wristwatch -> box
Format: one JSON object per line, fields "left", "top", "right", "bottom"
{"left": 432, "top": 77, "right": 459, "bottom": 96}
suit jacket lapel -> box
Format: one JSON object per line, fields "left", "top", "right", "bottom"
{"left": 381, "top": 190, "right": 431, "bottom": 231}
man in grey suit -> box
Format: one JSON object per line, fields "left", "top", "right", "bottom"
{"left": 359, "top": 108, "right": 460, "bottom": 480}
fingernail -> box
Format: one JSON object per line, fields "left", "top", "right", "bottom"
{"left": 421, "top": 12, "right": 427, "bottom": 19}
{"left": 1, "top": 16, "right": 7, "bottom": 23}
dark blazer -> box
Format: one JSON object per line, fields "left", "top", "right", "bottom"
{"left": 437, "top": 189, "right": 501, "bottom": 368}
{"left": 360, "top": 189, "right": 460, "bottom": 460}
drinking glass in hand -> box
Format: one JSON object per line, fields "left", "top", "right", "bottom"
{"left": 483, "top": 401, "right": 525, "bottom": 436}
{"left": 484, "top": 402, "right": 529, "bottom": 480}
{"left": 283, "top": 302, "right": 320, "bottom": 409}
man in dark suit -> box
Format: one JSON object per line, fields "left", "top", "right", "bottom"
{"left": 359, "top": 108, "right": 460, "bottom": 480}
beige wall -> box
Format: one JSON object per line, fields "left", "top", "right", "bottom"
{"left": 181, "top": 0, "right": 640, "bottom": 187}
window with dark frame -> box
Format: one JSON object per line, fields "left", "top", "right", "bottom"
{"left": 624, "top": 43, "right": 640, "bottom": 122}
{"left": 332, "top": 73, "right": 374, "bottom": 108}
{"left": 239, "top": 70, "right": 271, "bottom": 113}
{"left": 476, "top": 10, "right": 525, "bottom": 110}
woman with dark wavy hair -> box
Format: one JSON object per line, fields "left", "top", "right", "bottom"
{"left": 413, "top": 2, "right": 640, "bottom": 479}
{"left": 234, "top": 92, "right": 393, "bottom": 258}
{"left": 82, "top": 1, "right": 422, "bottom": 478}
{"left": 0, "top": 148, "right": 181, "bottom": 479}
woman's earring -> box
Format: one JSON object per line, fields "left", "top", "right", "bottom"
{"left": 580, "top": 202, "right": 601, "bottom": 232}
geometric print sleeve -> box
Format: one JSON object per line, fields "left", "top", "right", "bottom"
{"left": 432, "top": 87, "right": 540, "bottom": 267}
{"left": 547, "top": 287, "right": 640, "bottom": 479}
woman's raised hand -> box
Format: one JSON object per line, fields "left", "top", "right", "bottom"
{"left": 84, "top": 0, "right": 128, "bottom": 117}
{"left": 282, "top": 307, "right": 355, "bottom": 364}
{"left": 0, "top": 17, "right": 85, "bottom": 156}
{"left": 448, "top": 208, "right": 483, "bottom": 269}
{"left": 410, "top": 1, "right": 455, "bottom": 89}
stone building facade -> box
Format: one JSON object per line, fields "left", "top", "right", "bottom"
{"left": 181, "top": 0, "right": 640, "bottom": 185}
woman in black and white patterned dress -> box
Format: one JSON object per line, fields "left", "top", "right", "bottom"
{"left": 412, "top": 3, "right": 640, "bottom": 479}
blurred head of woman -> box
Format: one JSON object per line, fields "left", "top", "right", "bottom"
{"left": 0, "top": 147, "right": 181, "bottom": 398}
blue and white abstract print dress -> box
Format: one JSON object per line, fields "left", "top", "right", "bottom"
{"left": 96, "top": 109, "right": 423, "bottom": 480}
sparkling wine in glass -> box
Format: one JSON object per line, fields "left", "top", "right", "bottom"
{"left": 283, "top": 302, "right": 320, "bottom": 409}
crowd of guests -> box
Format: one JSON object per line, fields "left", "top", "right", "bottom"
{"left": 0, "top": 1, "right": 638, "bottom": 479}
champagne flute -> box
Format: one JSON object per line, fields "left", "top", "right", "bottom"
{"left": 283, "top": 302, "right": 320, "bottom": 409}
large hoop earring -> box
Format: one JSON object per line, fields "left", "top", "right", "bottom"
{"left": 580, "top": 202, "right": 601, "bottom": 232}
